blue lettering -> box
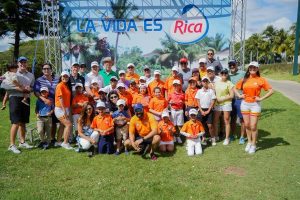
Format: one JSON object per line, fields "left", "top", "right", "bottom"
{"left": 116, "top": 19, "right": 126, "bottom": 32}
{"left": 144, "top": 19, "right": 152, "bottom": 31}
{"left": 86, "top": 20, "right": 96, "bottom": 32}
{"left": 153, "top": 19, "right": 162, "bottom": 31}
{"left": 101, "top": 20, "right": 112, "bottom": 32}
{"left": 76, "top": 19, "right": 85, "bottom": 32}
{"left": 127, "top": 19, "right": 137, "bottom": 31}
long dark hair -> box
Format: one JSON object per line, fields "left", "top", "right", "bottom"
{"left": 78, "top": 102, "right": 95, "bottom": 126}
{"left": 241, "top": 67, "right": 260, "bottom": 90}
{"left": 108, "top": 90, "right": 119, "bottom": 104}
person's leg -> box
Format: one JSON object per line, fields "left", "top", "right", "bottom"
{"left": 56, "top": 123, "right": 64, "bottom": 143}
{"left": 159, "top": 144, "right": 166, "bottom": 152}
{"left": 115, "top": 128, "right": 122, "bottom": 153}
{"left": 195, "top": 139, "right": 202, "bottom": 155}
{"left": 124, "top": 139, "right": 132, "bottom": 150}
{"left": 45, "top": 117, "right": 52, "bottom": 144}
{"left": 79, "top": 138, "right": 92, "bottom": 150}
{"left": 166, "top": 144, "right": 174, "bottom": 152}
{"left": 36, "top": 117, "right": 45, "bottom": 143}
{"left": 90, "top": 131, "right": 100, "bottom": 147}
{"left": 187, "top": 139, "right": 194, "bottom": 156}
{"left": 1, "top": 92, "right": 8, "bottom": 109}
{"left": 223, "top": 111, "right": 231, "bottom": 140}
{"left": 58, "top": 117, "right": 72, "bottom": 144}
{"left": 18, "top": 123, "right": 26, "bottom": 144}
{"left": 250, "top": 115, "right": 259, "bottom": 145}
{"left": 10, "top": 124, "right": 19, "bottom": 146}
{"left": 150, "top": 135, "right": 161, "bottom": 154}
{"left": 213, "top": 111, "right": 221, "bottom": 140}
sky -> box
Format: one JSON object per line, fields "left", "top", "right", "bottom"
{"left": 0, "top": 0, "right": 298, "bottom": 54}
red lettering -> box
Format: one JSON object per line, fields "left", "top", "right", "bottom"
{"left": 174, "top": 20, "right": 184, "bottom": 34}
{"left": 187, "top": 23, "right": 195, "bottom": 33}
{"left": 194, "top": 23, "right": 202, "bottom": 33}
{"left": 173, "top": 21, "right": 204, "bottom": 34}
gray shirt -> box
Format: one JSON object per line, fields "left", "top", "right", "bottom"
{"left": 207, "top": 58, "right": 223, "bottom": 75}
{"left": 178, "top": 68, "right": 192, "bottom": 91}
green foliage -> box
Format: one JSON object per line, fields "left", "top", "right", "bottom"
{"left": 260, "top": 63, "right": 300, "bottom": 83}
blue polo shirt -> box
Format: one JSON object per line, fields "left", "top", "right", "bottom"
{"left": 112, "top": 110, "right": 130, "bottom": 119}
{"left": 36, "top": 98, "right": 54, "bottom": 116}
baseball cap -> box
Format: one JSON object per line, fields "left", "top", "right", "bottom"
{"left": 171, "top": 66, "right": 179, "bottom": 72}
{"left": 161, "top": 111, "right": 169, "bottom": 118}
{"left": 75, "top": 83, "right": 83, "bottom": 88}
{"left": 154, "top": 70, "right": 161, "bottom": 75}
{"left": 207, "top": 66, "right": 215, "bottom": 71}
{"left": 96, "top": 101, "right": 106, "bottom": 108}
{"left": 91, "top": 79, "right": 99, "bottom": 84}
{"left": 201, "top": 77, "right": 209, "bottom": 82}
{"left": 189, "top": 109, "right": 198, "bottom": 116}
{"left": 99, "top": 88, "right": 108, "bottom": 94}
{"left": 17, "top": 56, "right": 28, "bottom": 62}
{"left": 192, "top": 68, "right": 199, "bottom": 73}
{"left": 188, "top": 77, "right": 197, "bottom": 82}
{"left": 102, "top": 57, "right": 112, "bottom": 63}
{"left": 199, "top": 58, "right": 207, "bottom": 64}
{"left": 72, "top": 62, "right": 79, "bottom": 66}
{"left": 61, "top": 71, "right": 70, "bottom": 77}
{"left": 133, "top": 103, "right": 143, "bottom": 112}
{"left": 248, "top": 61, "right": 259, "bottom": 68}
{"left": 127, "top": 63, "right": 135, "bottom": 68}
{"left": 40, "top": 87, "right": 49, "bottom": 92}
{"left": 143, "top": 65, "right": 150, "bottom": 70}
{"left": 118, "top": 70, "right": 126, "bottom": 75}
{"left": 180, "top": 58, "right": 188, "bottom": 63}
{"left": 91, "top": 61, "right": 99, "bottom": 67}
{"left": 139, "top": 83, "right": 147, "bottom": 89}
{"left": 139, "top": 76, "right": 146, "bottom": 81}
{"left": 172, "top": 79, "right": 181, "bottom": 85}
{"left": 110, "top": 76, "right": 118, "bottom": 81}
{"left": 116, "top": 99, "right": 126, "bottom": 106}
{"left": 117, "top": 83, "right": 126, "bottom": 88}
{"left": 228, "top": 59, "right": 237, "bottom": 65}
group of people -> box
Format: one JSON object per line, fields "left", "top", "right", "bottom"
{"left": 1, "top": 49, "right": 273, "bottom": 160}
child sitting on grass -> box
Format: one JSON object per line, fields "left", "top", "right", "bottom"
{"left": 158, "top": 111, "right": 176, "bottom": 153}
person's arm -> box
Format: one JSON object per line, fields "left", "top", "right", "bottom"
{"left": 58, "top": 96, "right": 68, "bottom": 118}
{"left": 78, "top": 121, "right": 96, "bottom": 144}
{"left": 256, "top": 89, "right": 273, "bottom": 102}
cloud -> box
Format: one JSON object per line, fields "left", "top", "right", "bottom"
{"left": 264, "top": 17, "right": 293, "bottom": 30}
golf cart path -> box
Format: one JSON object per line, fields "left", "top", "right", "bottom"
{"left": 267, "top": 79, "right": 300, "bottom": 106}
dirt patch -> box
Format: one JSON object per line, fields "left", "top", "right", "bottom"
{"left": 224, "top": 166, "right": 246, "bottom": 177}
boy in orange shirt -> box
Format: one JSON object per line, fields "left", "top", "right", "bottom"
{"left": 117, "top": 82, "right": 133, "bottom": 113}
{"left": 164, "top": 66, "right": 182, "bottom": 99}
{"left": 181, "top": 109, "right": 205, "bottom": 156}
{"left": 158, "top": 111, "right": 176, "bottom": 152}
{"left": 90, "top": 79, "right": 101, "bottom": 104}
{"left": 91, "top": 101, "right": 115, "bottom": 154}
{"left": 149, "top": 87, "right": 168, "bottom": 121}
{"left": 72, "top": 83, "right": 89, "bottom": 136}
{"left": 184, "top": 77, "right": 199, "bottom": 118}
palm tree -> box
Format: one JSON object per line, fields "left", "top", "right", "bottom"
{"left": 109, "top": 0, "right": 138, "bottom": 68}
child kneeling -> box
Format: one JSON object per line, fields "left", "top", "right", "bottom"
{"left": 181, "top": 109, "right": 205, "bottom": 156}
{"left": 158, "top": 111, "right": 176, "bottom": 152}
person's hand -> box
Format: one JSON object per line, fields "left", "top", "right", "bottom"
{"left": 135, "top": 138, "right": 143, "bottom": 146}
{"left": 132, "top": 142, "right": 141, "bottom": 152}
{"left": 200, "top": 110, "right": 206, "bottom": 116}
{"left": 184, "top": 111, "right": 188, "bottom": 117}
{"left": 43, "top": 98, "right": 53, "bottom": 106}
{"left": 239, "top": 94, "right": 245, "bottom": 99}
{"left": 46, "top": 112, "right": 52, "bottom": 116}
{"left": 90, "top": 139, "right": 96, "bottom": 145}
{"left": 255, "top": 96, "right": 262, "bottom": 102}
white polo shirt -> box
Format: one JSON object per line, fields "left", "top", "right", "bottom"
{"left": 195, "top": 87, "right": 216, "bottom": 109}
{"left": 84, "top": 72, "right": 104, "bottom": 88}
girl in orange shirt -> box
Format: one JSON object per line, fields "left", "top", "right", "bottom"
{"left": 132, "top": 83, "right": 150, "bottom": 113}
{"left": 149, "top": 87, "right": 168, "bottom": 121}
{"left": 158, "top": 111, "right": 176, "bottom": 152}
{"left": 235, "top": 62, "right": 273, "bottom": 154}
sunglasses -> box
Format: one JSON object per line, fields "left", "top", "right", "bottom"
{"left": 87, "top": 107, "right": 93, "bottom": 111}
{"left": 144, "top": 69, "right": 150, "bottom": 71}
{"left": 110, "top": 95, "right": 118, "bottom": 99}
{"left": 42, "top": 67, "right": 51, "bottom": 70}
{"left": 128, "top": 66, "right": 134, "bottom": 69}
{"left": 221, "top": 72, "right": 228, "bottom": 75}
{"left": 207, "top": 53, "right": 213, "bottom": 55}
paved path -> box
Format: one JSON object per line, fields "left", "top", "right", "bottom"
{"left": 267, "top": 79, "right": 300, "bottom": 105}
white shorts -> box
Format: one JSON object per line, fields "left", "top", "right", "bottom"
{"left": 240, "top": 101, "right": 261, "bottom": 116}
{"left": 54, "top": 107, "right": 70, "bottom": 119}
{"left": 72, "top": 114, "right": 80, "bottom": 131}
{"left": 78, "top": 131, "right": 99, "bottom": 150}
{"left": 160, "top": 141, "right": 174, "bottom": 146}
{"left": 214, "top": 103, "right": 232, "bottom": 112}
{"left": 170, "top": 109, "right": 184, "bottom": 126}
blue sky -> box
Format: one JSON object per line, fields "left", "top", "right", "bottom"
{"left": 0, "top": 0, "right": 298, "bottom": 53}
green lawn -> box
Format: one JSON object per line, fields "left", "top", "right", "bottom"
{"left": 0, "top": 92, "right": 299, "bottom": 200}
{"left": 260, "top": 63, "right": 300, "bottom": 83}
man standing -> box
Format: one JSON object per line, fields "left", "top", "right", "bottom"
{"left": 207, "top": 49, "right": 223, "bottom": 75}
{"left": 3, "top": 57, "right": 35, "bottom": 153}
{"left": 125, "top": 63, "right": 140, "bottom": 84}
{"left": 70, "top": 62, "right": 85, "bottom": 96}
{"left": 143, "top": 65, "right": 154, "bottom": 85}
{"left": 148, "top": 70, "right": 165, "bottom": 97}
{"left": 124, "top": 104, "right": 161, "bottom": 160}
{"left": 178, "top": 57, "right": 192, "bottom": 92}
{"left": 99, "top": 57, "right": 118, "bottom": 87}
{"left": 85, "top": 61, "right": 104, "bottom": 97}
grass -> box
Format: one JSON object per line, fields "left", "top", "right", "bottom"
{"left": 260, "top": 63, "right": 300, "bottom": 83}
{"left": 0, "top": 93, "right": 300, "bottom": 200}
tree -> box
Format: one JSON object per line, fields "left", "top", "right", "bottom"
{"left": 0, "top": 0, "right": 41, "bottom": 61}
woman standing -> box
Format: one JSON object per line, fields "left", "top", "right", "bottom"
{"left": 132, "top": 83, "right": 150, "bottom": 113}
{"left": 213, "top": 69, "right": 234, "bottom": 146}
{"left": 235, "top": 61, "right": 273, "bottom": 154}
{"left": 54, "top": 71, "right": 73, "bottom": 149}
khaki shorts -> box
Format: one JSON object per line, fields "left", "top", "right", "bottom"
{"left": 115, "top": 124, "right": 129, "bottom": 141}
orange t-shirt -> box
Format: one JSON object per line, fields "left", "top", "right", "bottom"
{"left": 129, "top": 113, "right": 157, "bottom": 137}
{"left": 149, "top": 96, "right": 168, "bottom": 112}
{"left": 125, "top": 73, "right": 140, "bottom": 84}
{"left": 148, "top": 79, "right": 165, "bottom": 97}
{"left": 168, "top": 91, "right": 185, "bottom": 110}
{"left": 132, "top": 94, "right": 150, "bottom": 112}
{"left": 91, "top": 114, "right": 114, "bottom": 135}
{"left": 72, "top": 93, "right": 89, "bottom": 114}
{"left": 55, "top": 82, "right": 71, "bottom": 108}
{"left": 181, "top": 120, "right": 205, "bottom": 137}
{"left": 235, "top": 76, "right": 272, "bottom": 103}
{"left": 164, "top": 76, "right": 182, "bottom": 96}
{"left": 185, "top": 87, "right": 199, "bottom": 107}
{"left": 158, "top": 120, "right": 176, "bottom": 142}
{"left": 128, "top": 87, "right": 139, "bottom": 96}
{"left": 91, "top": 88, "right": 100, "bottom": 98}
{"left": 119, "top": 91, "right": 133, "bottom": 106}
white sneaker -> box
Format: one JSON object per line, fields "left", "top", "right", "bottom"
{"left": 19, "top": 142, "right": 33, "bottom": 149}
{"left": 61, "top": 142, "right": 73, "bottom": 150}
{"left": 211, "top": 138, "right": 217, "bottom": 146}
{"left": 176, "top": 137, "right": 183, "bottom": 144}
{"left": 8, "top": 145, "right": 21, "bottom": 154}
{"left": 223, "top": 139, "right": 230, "bottom": 145}
{"left": 245, "top": 143, "right": 251, "bottom": 152}
{"left": 248, "top": 145, "right": 256, "bottom": 154}
{"left": 54, "top": 142, "right": 62, "bottom": 147}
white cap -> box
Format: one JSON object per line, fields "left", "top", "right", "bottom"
{"left": 61, "top": 71, "right": 70, "bottom": 77}
{"left": 139, "top": 76, "right": 146, "bottom": 81}
{"left": 116, "top": 99, "right": 126, "bottom": 106}
{"left": 248, "top": 61, "right": 259, "bottom": 68}
{"left": 127, "top": 63, "right": 135, "bottom": 68}
{"left": 96, "top": 101, "right": 106, "bottom": 108}
{"left": 139, "top": 83, "right": 147, "bottom": 89}
{"left": 198, "top": 58, "right": 207, "bottom": 64}
{"left": 75, "top": 83, "right": 83, "bottom": 88}
{"left": 40, "top": 87, "right": 49, "bottom": 92}
{"left": 117, "top": 82, "right": 126, "bottom": 88}
{"left": 98, "top": 33, "right": 108, "bottom": 39}
{"left": 171, "top": 66, "right": 179, "bottom": 72}
{"left": 99, "top": 88, "right": 107, "bottom": 93}
{"left": 110, "top": 76, "right": 118, "bottom": 81}
{"left": 72, "top": 62, "right": 79, "bottom": 66}
{"left": 161, "top": 111, "right": 169, "bottom": 118}
{"left": 118, "top": 70, "right": 126, "bottom": 75}
{"left": 91, "top": 61, "right": 99, "bottom": 67}
{"left": 91, "top": 79, "right": 99, "bottom": 84}
{"left": 207, "top": 66, "right": 215, "bottom": 71}
{"left": 172, "top": 79, "right": 181, "bottom": 85}
{"left": 154, "top": 70, "right": 161, "bottom": 75}
{"left": 189, "top": 109, "right": 198, "bottom": 116}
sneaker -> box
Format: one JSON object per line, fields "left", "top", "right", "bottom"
{"left": 176, "top": 136, "right": 183, "bottom": 144}
{"left": 245, "top": 143, "right": 251, "bottom": 152}
{"left": 248, "top": 145, "right": 256, "bottom": 154}
{"left": 230, "top": 135, "right": 235, "bottom": 141}
{"left": 211, "top": 138, "right": 217, "bottom": 146}
{"left": 150, "top": 153, "right": 158, "bottom": 161}
{"left": 114, "top": 151, "right": 120, "bottom": 156}
{"left": 54, "top": 142, "right": 62, "bottom": 147}
{"left": 8, "top": 145, "right": 21, "bottom": 154}
{"left": 124, "top": 149, "right": 129, "bottom": 155}
{"left": 19, "top": 142, "right": 33, "bottom": 149}
{"left": 61, "top": 142, "right": 73, "bottom": 150}
{"left": 1, "top": 105, "right": 6, "bottom": 110}
{"left": 223, "top": 139, "right": 230, "bottom": 145}
{"left": 239, "top": 137, "right": 245, "bottom": 145}
{"left": 43, "top": 143, "right": 49, "bottom": 150}
{"left": 21, "top": 99, "right": 30, "bottom": 106}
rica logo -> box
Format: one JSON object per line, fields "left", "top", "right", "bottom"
{"left": 169, "top": 4, "right": 209, "bottom": 44}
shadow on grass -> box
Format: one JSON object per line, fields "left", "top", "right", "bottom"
{"left": 257, "top": 129, "right": 290, "bottom": 152}
{"left": 260, "top": 108, "right": 286, "bottom": 120}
